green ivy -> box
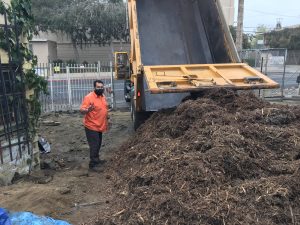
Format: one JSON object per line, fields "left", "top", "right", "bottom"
{"left": 265, "top": 27, "right": 300, "bottom": 50}
{"left": 0, "top": 0, "right": 48, "bottom": 139}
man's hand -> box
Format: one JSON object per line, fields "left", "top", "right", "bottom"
{"left": 80, "top": 104, "right": 95, "bottom": 115}
{"left": 87, "top": 104, "right": 95, "bottom": 112}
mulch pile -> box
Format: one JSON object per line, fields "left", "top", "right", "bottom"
{"left": 93, "top": 89, "right": 300, "bottom": 225}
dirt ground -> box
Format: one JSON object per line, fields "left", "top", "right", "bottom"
{"left": 0, "top": 110, "right": 133, "bottom": 225}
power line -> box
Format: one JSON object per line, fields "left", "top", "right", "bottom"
{"left": 246, "top": 9, "right": 300, "bottom": 18}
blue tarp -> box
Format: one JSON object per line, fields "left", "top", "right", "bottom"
{"left": 0, "top": 209, "right": 11, "bottom": 225}
{"left": 0, "top": 209, "right": 71, "bottom": 225}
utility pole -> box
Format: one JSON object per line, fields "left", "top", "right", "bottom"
{"left": 276, "top": 18, "right": 282, "bottom": 30}
{"left": 236, "top": 0, "right": 244, "bottom": 52}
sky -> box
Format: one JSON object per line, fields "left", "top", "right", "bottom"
{"left": 234, "top": 0, "right": 300, "bottom": 33}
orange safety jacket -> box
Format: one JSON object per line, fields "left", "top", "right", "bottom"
{"left": 80, "top": 92, "right": 108, "bottom": 132}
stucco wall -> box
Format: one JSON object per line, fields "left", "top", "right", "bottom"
{"left": 31, "top": 42, "right": 49, "bottom": 64}
{"left": 57, "top": 42, "right": 130, "bottom": 63}
{"left": 48, "top": 41, "right": 58, "bottom": 62}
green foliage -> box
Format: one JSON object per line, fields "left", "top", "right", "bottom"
{"left": 265, "top": 27, "right": 300, "bottom": 50}
{"left": 0, "top": 0, "right": 47, "bottom": 138}
{"left": 65, "top": 59, "right": 77, "bottom": 65}
{"left": 0, "top": 1, "right": 5, "bottom": 14}
{"left": 82, "top": 60, "right": 89, "bottom": 65}
{"left": 229, "top": 26, "right": 252, "bottom": 49}
{"left": 250, "top": 25, "right": 268, "bottom": 48}
{"left": 32, "top": 0, "right": 128, "bottom": 46}
{"left": 10, "top": 0, "right": 35, "bottom": 39}
{"left": 52, "top": 59, "right": 64, "bottom": 64}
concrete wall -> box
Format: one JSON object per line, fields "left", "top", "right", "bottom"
{"left": 0, "top": 0, "right": 10, "bottom": 24}
{"left": 0, "top": 0, "right": 10, "bottom": 64}
{"left": 31, "top": 42, "right": 49, "bottom": 64}
{"left": 48, "top": 41, "right": 58, "bottom": 62}
{"left": 57, "top": 42, "right": 130, "bottom": 63}
{"left": 31, "top": 30, "right": 130, "bottom": 63}
{"left": 32, "top": 31, "right": 69, "bottom": 43}
{"left": 220, "top": 0, "right": 235, "bottom": 26}
{"left": 31, "top": 41, "right": 58, "bottom": 64}
{"left": 0, "top": 137, "right": 39, "bottom": 186}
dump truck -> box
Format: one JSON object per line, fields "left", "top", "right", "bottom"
{"left": 115, "top": 0, "right": 279, "bottom": 130}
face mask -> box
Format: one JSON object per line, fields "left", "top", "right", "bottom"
{"left": 94, "top": 88, "right": 104, "bottom": 96}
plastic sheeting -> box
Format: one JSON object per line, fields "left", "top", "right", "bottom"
{"left": 0, "top": 209, "right": 12, "bottom": 225}
{"left": 0, "top": 209, "right": 71, "bottom": 225}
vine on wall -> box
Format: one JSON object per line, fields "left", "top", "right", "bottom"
{"left": 0, "top": 0, "right": 48, "bottom": 139}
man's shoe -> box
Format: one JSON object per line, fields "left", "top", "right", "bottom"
{"left": 89, "top": 166, "right": 104, "bottom": 173}
{"left": 98, "top": 159, "right": 107, "bottom": 164}
{"left": 94, "top": 159, "right": 107, "bottom": 165}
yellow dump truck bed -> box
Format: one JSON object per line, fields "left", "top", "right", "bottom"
{"left": 125, "top": 0, "right": 279, "bottom": 95}
{"left": 143, "top": 63, "right": 279, "bottom": 94}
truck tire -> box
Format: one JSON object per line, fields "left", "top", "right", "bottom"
{"left": 133, "top": 110, "right": 143, "bottom": 131}
{"left": 131, "top": 100, "right": 152, "bottom": 131}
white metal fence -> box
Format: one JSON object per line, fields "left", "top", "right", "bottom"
{"left": 38, "top": 62, "right": 127, "bottom": 112}
{"left": 38, "top": 55, "right": 300, "bottom": 113}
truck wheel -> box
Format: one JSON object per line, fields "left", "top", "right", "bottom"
{"left": 131, "top": 102, "right": 152, "bottom": 131}
{"left": 131, "top": 104, "right": 144, "bottom": 130}
{"left": 134, "top": 111, "right": 151, "bottom": 130}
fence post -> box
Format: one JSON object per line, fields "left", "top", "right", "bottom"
{"left": 281, "top": 49, "right": 288, "bottom": 99}
{"left": 259, "top": 57, "right": 264, "bottom": 98}
{"left": 110, "top": 61, "right": 116, "bottom": 109}
{"left": 254, "top": 50, "right": 258, "bottom": 68}
{"left": 49, "top": 63, "right": 54, "bottom": 111}
{"left": 66, "top": 66, "right": 72, "bottom": 109}
{"left": 264, "top": 52, "right": 269, "bottom": 75}
{"left": 262, "top": 52, "right": 270, "bottom": 99}
{"left": 97, "top": 61, "right": 101, "bottom": 78}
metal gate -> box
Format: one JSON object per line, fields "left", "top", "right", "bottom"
{"left": 0, "top": 11, "right": 30, "bottom": 165}
{"left": 240, "top": 48, "right": 300, "bottom": 98}
{"left": 39, "top": 62, "right": 116, "bottom": 112}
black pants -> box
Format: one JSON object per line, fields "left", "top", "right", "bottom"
{"left": 85, "top": 127, "right": 103, "bottom": 168}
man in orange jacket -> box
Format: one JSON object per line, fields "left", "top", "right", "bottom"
{"left": 80, "top": 80, "right": 109, "bottom": 171}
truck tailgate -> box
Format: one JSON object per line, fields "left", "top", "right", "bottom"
{"left": 143, "top": 63, "right": 279, "bottom": 94}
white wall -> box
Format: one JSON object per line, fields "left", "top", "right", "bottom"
{"left": 31, "top": 42, "right": 49, "bottom": 64}
{"left": 31, "top": 41, "right": 58, "bottom": 64}
{"left": 220, "top": 0, "right": 235, "bottom": 26}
